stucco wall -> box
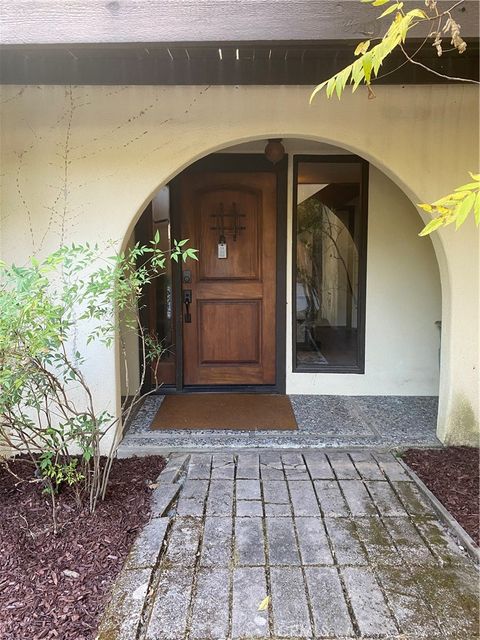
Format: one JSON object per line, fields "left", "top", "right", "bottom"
{"left": 0, "top": 84, "right": 478, "bottom": 446}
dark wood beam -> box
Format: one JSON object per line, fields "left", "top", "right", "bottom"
{"left": 1, "top": 0, "right": 478, "bottom": 45}
{"left": 1, "top": 41, "right": 478, "bottom": 85}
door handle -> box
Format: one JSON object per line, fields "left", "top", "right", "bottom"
{"left": 183, "top": 290, "right": 192, "bottom": 323}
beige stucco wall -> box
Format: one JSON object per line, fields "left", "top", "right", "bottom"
{"left": 0, "top": 84, "right": 478, "bottom": 447}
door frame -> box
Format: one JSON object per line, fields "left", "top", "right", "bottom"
{"left": 166, "top": 153, "right": 288, "bottom": 394}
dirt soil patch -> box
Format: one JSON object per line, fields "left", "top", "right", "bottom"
{"left": 0, "top": 455, "right": 166, "bottom": 640}
{"left": 403, "top": 447, "right": 479, "bottom": 545}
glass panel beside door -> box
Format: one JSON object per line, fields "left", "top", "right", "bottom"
{"left": 136, "top": 186, "right": 176, "bottom": 386}
{"left": 293, "top": 157, "right": 368, "bottom": 373}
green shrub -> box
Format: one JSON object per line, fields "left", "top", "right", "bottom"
{"left": 0, "top": 236, "right": 197, "bottom": 528}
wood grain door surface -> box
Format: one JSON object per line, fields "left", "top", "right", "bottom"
{"left": 179, "top": 171, "right": 277, "bottom": 385}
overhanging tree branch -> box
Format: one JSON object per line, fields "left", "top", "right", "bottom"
{"left": 309, "top": 0, "right": 480, "bottom": 235}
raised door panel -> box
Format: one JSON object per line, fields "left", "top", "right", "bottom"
{"left": 198, "top": 300, "right": 261, "bottom": 364}
{"left": 197, "top": 187, "right": 260, "bottom": 281}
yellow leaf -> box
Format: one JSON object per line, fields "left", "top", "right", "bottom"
{"left": 378, "top": 2, "right": 403, "bottom": 19}
{"left": 372, "top": 0, "right": 391, "bottom": 5}
{"left": 354, "top": 40, "right": 371, "bottom": 56}
{"left": 258, "top": 596, "right": 270, "bottom": 611}
{"left": 418, "top": 203, "right": 433, "bottom": 213}
{"left": 468, "top": 172, "right": 480, "bottom": 181}
{"left": 407, "top": 8, "right": 428, "bottom": 19}
{"left": 455, "top": 182, "right": 480, "bottom": 192}
{"left": 432, "top": 195, "right": 454, "bottom": 206}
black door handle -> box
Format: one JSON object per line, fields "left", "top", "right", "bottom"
{"left": 183, "top": 290, "right": 192, "bottom": 323}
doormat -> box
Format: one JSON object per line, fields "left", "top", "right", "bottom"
{"left": 151, "top": 394, "right": 298, "bottom": 430}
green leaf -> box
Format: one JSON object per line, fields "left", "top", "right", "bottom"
{"left": 186, "top": 248, "right": 199, "bottom": 261}
{"left": 335, "top": 66, "right": 351, "bottom": 98}
{"left": 419, "top": 217, "right": 445, "bottom": 236}
{"left": 372, "top": 0, "right": 391, "bottom": 5}
{"left": 326, "top": 76, "right": 337, "bottom": 99}
{"left": 362, "top": 53, "right": 373, "bottom": 84}
{"left": 351, "top": 58, "right": 365, "bottom": 92}
{"left": 309, "top": 80, "right": 328, "bottom": 104}
{"left": 398, "top": 16, "right": 411, "bottom": 41}
{"left": 474, "top": 192, "right": 480, "bottom": 225}
{"left": 455, "top": 191, "right": 475, "bottom": 229}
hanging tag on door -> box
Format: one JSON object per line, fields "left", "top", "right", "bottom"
{"left": 218, "top": 241, "right": 227, "bottom": 259}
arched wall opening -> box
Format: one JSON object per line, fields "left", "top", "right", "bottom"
{"left": 117, "top": 136, "right": 442, "bottom": 442}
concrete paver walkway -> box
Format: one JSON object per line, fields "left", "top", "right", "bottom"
{"left": 100, "top": 451, "right": 479, "bottom": 640}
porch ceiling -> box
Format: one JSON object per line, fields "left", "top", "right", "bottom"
{"left": 2, "top": 1, "right": 479, "bottom": 45}
{"left": 1, "top": 0, "right": 478, "bottom": 85}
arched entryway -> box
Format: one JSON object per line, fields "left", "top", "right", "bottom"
{"left": 118, "top": 137, "right": 442, "bottom": 445}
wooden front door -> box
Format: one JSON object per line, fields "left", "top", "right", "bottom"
{"left": 179, "top": 171, "right": 277, "bottom": 385}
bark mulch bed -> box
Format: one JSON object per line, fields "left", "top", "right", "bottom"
{"left": 402, "top": 446, "right": 479, "bottom": 545}
{"left": 0, "top": 455, "right": 166, "bottom": 640}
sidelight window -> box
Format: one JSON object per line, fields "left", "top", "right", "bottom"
{"left": 293, "top": 156, "right": 368, "bottom": 373}
{"left": 136, "top": 186, "right": 176, "bottom": 386}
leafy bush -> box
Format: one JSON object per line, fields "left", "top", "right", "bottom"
{"left": 0, "top": 236, "right": 197, "bottom": 528}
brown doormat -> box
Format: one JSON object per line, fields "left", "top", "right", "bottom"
{"left": 151, "top": 394, "right": 298, "bottom": 430}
